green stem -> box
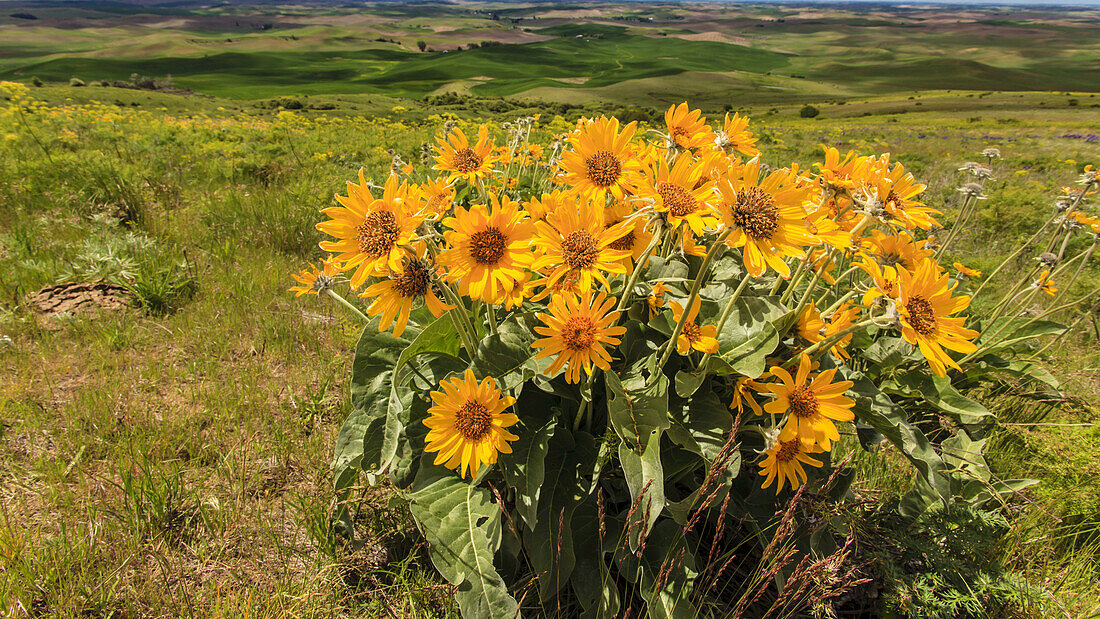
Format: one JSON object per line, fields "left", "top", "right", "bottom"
{"left": 971, "top": 211, "right": 1059, "bottom": 302}
{"left": 934, "top": 192, "right": 977, "bottom": 261}
{"left": 486, "top": 302, "right": 499, "bottom": 335}
{"left": 782, "top": 318, "right": 878, "bottom": 368}
{"left": 822, "top": 289, "right": 859, "bottom": 319}
{"left": 616, "top": 221, "right": 665, "bottom": 312}
{"left": 789, "top": 247, "right": 837, "bottom": 328}
{"left": 325, "top": 289, "right": 369, "bottom": 322}
{"left": 695, "top": 275, "right": 753, "bottom": 372}
{"left": 775, "top": 257, "right": 808, "bottom": 299}
{"left": 652, "top": 228, "right": 734, "bottom": 379}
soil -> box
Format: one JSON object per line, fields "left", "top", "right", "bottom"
{"left": 28, "top": 281, "right": 133, "bottom": 321}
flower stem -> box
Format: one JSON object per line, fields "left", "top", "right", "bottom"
{"left": 325, "top": 289, "right": 369, "bottom": 322}
{"left": 652, "top": 228, "right": 733, "bottom": 380}
{"left": 782, "top": 318, "right": 878, "bottom": 368}
{"left": 616, "top": 222, "right": 665, "bottom": 312}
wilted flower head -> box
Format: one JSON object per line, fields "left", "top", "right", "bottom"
{"left": 1037, "top": 252, "right": 1058, "bottom": 268}
{"left": 1079, "top": 166, "right": 1098, "bottom": 186}
{"left": 981, "top": 147, "right": 1001, "bottom": 159}
{"left": 956, "top": 182, "right": 987, "bottom": 199}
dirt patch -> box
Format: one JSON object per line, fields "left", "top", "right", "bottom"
{"left": 28, "top": 281, "right": 132, "bottom": 320}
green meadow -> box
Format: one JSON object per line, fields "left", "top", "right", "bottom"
{"left": 2, "top": 0, "right": 1100, "bottom": 616}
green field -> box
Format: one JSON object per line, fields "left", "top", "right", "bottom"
{"left": 2, "top": 1, "right": 1099, "bottom": 103}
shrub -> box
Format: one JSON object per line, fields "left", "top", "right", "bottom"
{"left": 799, "top": 104, "right": 819, "bottom": 118}
{"left": 31, "top": 76, "right": 43, "bottom": 87}
{"left": 69, "top": 77, "right": 85, "bottom": 87}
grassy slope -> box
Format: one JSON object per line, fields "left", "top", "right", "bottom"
{"left": 1, "top": 84, "right": 1099, "bottom": 615}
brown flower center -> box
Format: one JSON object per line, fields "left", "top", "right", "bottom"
{"left": 788, "top": 385, "right": 819, "bottom": 419}
{"left": 562, "top": 230, "right": 599, "bottom": 270}
{"left": 585, "top": 151, "right": 622, "bottom": 188}
{"left": 454, "top": 400, "right": 493, "bottom": 441}
{"left": 682, "top": 321, "right": 702, "bottom": 344}
{"left": 561, "top": 315, "right": 598, "bottom": 351}
{"left": 356, "top": 211, "right": 401, "bottom": 257}
{"left": 393, "top": 260, "right": 431, "bottom": 298}
{"left": 670, "top": 126, "right": 690, "bottom": 146}
{"left": 468, "top": 227, "right": 507, "bottom": 265}
{"left": 906, "top": 295, "right": 937, "bottom": 336}
{"left": 657, "top": 182, "right": 698, "bottom": 218}
{"left": 775, "top": 438, "right": 801, "bottom": 463}
{"left": 885, "top": 190, "right": 903, "bottom": 211}
{"left": 452, "top": 148, "right": 483, "bottom": 174}
{"left": 426, "top": 194, "right": 448, "bottom": 214}
{"left": 607, "top": 225, "right": 636, "bottom": 252}
{"left": 732, "top": 187, "right": 779, "bottom": 240}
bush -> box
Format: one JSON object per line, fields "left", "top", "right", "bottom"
{"left": 69, "top": 77, "right": 85, "bottom": 87}
{"left": 31, "top": 76, "right": 43, "bottom": 87}
{"left": 799, "top": 104, "right": 819, "bottom": 118}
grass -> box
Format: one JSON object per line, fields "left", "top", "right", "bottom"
{"left": 1, "top": 79, "right": 1099, "bottom": 616}
{"left": 1, "top": 2, "right": 1098, "bottom": 102}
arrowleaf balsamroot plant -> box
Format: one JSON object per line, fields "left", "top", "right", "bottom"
{"left": 289, "top": 102, "right": 1100, "bottom": 617}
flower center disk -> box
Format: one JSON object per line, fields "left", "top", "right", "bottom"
{"left": 788, "top": 385, "right": 819, "bottom": 419}
{"left": 682, "top": 321, "right": 703, "bottom": 343}
{"left": 608, "top": 226, "right": 636, "bottom": 252}
{"left": 469, "top": 227, "right": 507, "bottom": 265}
{"left": 657, "top": 182, "right": 698, "bottom": 218}
{"left": 454, "top": 400, "right": 493, "bottom": 441}
{"left": 732, "top": 188, "right": 779, "bottom": 239}
{"left": 906, "top": 295, "right": 937, "bottom": 336}
{"left": 452, "top": 148, "right": 483, "bottom": 174}
{"left": 562, "top": 230, "right": 600, "bottom": 270}
{"left": 775, "top": 438, "right": 801, "bottom": 463}
{"left": 561, "top": 315, "right": 598, "bottom": 351}
{"left": 394, "top": 260, "right": 431, "bottom": 298}
{"left": 356, "top": 211, "right": 400, "bottom": 257}
{"left": 585, "top": 151, "right": 622, "bottom": 188}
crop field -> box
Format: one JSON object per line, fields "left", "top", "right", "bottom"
{"left": 1, "top": 2, "right": 1099, "bottom": 102}
{"left": 2, "top": 1, "right": 1100, "bottom": 617}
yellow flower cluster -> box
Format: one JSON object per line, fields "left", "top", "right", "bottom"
{"left": 302, "top": 102, "right": 984, "bottom": 487}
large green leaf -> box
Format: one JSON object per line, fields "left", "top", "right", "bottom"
{"left": 710, "top": 295, "right": 785, "bottom": 379}
{"left": 619, "top": 428, "right": 665, "bottom": 552}
{"left": 616, "top": 519, "right": 699, "bottom": 619}
{"left": 524, "top": 429, "right": 598, "bottom": 603}
{"left": 333, "top": 325, "right": 412, "bottom": 488}
{"left": 499, "top": 416, "right": 556, "bottom": 531}
{"left": 408, "top": 476, "right": 520, "bottom": 619}
{"left": 605, "top": 362, "right": 671, "bottom": 450}
{"left": 667, "top": 386, "right": 734, "bottom": 461}
{"left": 570, "top": 497, "right": 621, "bottom": 618}
{"left": 841, "top": 368, "right": 951, "bottom": 508}
{"left": 894, "top": 370, "right": 992, "bottom": 423}
{"left": 471, "top": 312, "right": 545, "bottom": 390}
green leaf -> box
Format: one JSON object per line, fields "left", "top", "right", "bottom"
{"left": 862, "top": 336, "right": 914, "bottom": 372}
{"left": 471, "top": 312, "right": 544, "bottom": 390}
{"left": 605, "top": 362, "right": 671, "bottom": 449}
{"left": 711, "top": 295, "right": 784, "bottom": 379}
{"left": 616, "top": 519, "right": 699, "bottom": 618}
{"left": 895, "top": 370, "right": 992, "bottom": 423}
{"left": 841, "top": 368, "right": 950, "bottom": 508}
{"left": 334, "top": 325, "right": 413, "bottom": 487}
{"left": 570, "top": 496, "right": 621, "bottom": 618}
{"left": 667, "top": 386, "right": 734, "bottom": 461}
{"left": 619, "top": 428, "right": 664, "bottom": 552}
{"left": 524, "top": 429, "right": 598, "bottom": 603}
{"left": 499, "top": 416, "right": 556, "bottom": 531}
{"left": 408, "top": 476, "right": 519, "bottom": 619}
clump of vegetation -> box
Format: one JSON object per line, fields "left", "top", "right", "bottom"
{"left": 800, "top": 103, "right": 819, "bottom": 118}
{"left": 68, "top": 77, "right": 85, "bottom": 87}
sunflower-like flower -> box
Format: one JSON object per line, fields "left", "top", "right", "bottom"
{"left": 664, "top": 102, "right": 713, "bottom": 150}
{"left": 857, "top": 255, "right": 901, "bottom": 306}
{"left": 730, "top": 374, "right": 765, "bottom": 416}
{"left": 717, "top": 159, "right": 820, "bottom": 278}
{"left": 862, "top": 157, "right": 940, "bottom": 230}
{"left": 558, "top": 117, "right": 643, "bottom": 202}
{"left": 423, "top": 369, "right": 519, "bottom": 479}
{"left": 524, "top": 190, "right": 571, "bottom": 222}
{"left": 603, "top": 202, "right": 655, "bottom": 270}
{"left": 759, "top": 353, "right": 855, "bottom": 450}
{"left": 669, "top": 297, "right": 719, "bottom": 355}
{"left": 758, "top": 426, "right": 824, "bottom": 493}
{"left": 531, "top": 199, "right": 633, "bottom": 293}
{"left": 421, "top": 176, "right": 456, "bottom": 216}
{"left": 318, "top": 172, "right": 426, "bottom": 288}
{"left": 532, "top": 291, "right": 626, "bottom": 384}
{"left": 359, "top": 255, "right": 455, "bottom": 337}
{"left": 816, "top": 146, "right": 868, "bottom": 192}
{"left": 823, "top": 303, "right": 860, "bottom": 361}
{"left": 862, "top": 229, "right": 933, "bottom": 272}
{"left": 647, "top": 282, "right": 667, "bottom": 320}
{"left": 714, "top": 112, "right": 760, "bottom": 157}
{"left": 289, "top": 259, "right": 340, "bottom": 297}
{"left": 1036, "top": 270, "right": 1058, "bottom": 297}
{"left": 897, "top": 259, "right": 979, "bottom": 377}
{"left": 953, "top": 262, "right": 982, "bottom": 278}
{"left": 434, "top": 125, "right": 499, "bottom": 183}
{"left": 640, "top": 154, "right": 719, "bottom": 236}
{"left": 438, "top": 194, "right": 534, "bottom": 307}
{"left": 795, "top": 301, "right": 825, "bottom": 345}
{"left": 803, "top": 204, "right": 853, "bottom": 251}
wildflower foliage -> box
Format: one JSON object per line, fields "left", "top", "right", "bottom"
{"left": 291, "top": 104, "right": 1098, "bottom": 617}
